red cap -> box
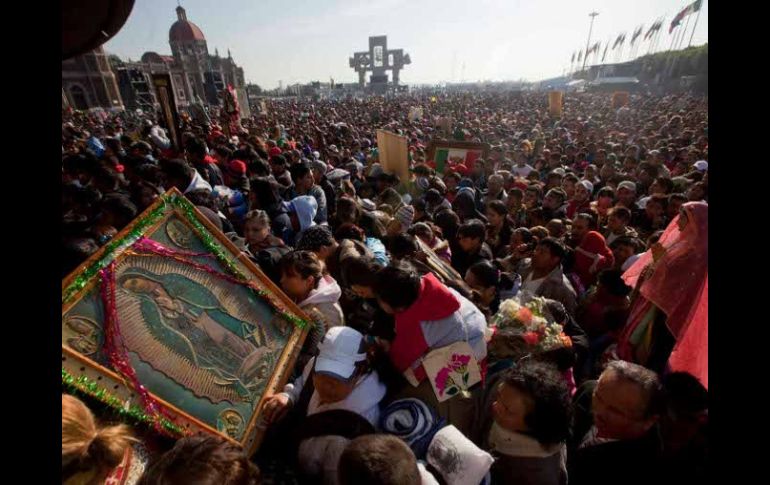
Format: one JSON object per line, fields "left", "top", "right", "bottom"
{"left": 269, "top": 146, "right": 282, "bottom": 158}
{"left": 228, "top": 159, "right": 247, "bottom": 175}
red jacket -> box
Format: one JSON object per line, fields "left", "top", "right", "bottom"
{"left": 390, "top": 273, "right": 460, "bottom": 377}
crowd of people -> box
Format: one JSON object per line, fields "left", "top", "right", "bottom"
{"left": 62, "top": 90, "right": 708, "bottom": 485}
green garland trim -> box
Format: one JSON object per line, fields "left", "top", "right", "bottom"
{"left": 62, "top": 368, "right": 188, "bottom": 437}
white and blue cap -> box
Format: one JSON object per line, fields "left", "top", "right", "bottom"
{"left": 693, "top": 160, "right": 708, "bottom": 172}
{"left": 315, "top": 327, "right": 367, "bottom": 381}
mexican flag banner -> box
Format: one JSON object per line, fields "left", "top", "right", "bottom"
{"left": 433, "top": 146, "right": 483, "bottom": 174}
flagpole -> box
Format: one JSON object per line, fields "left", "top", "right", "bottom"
{"left": 652, "top": 16, "right": 665, "bottom": 54}
{"left": 582, "top": 11, "right": 600, "bottom": 73}
{"left": 666, "top": 25, "right": 684, "bottom": 78}
{"left": 667, "top": 25, "right": 678, "bottom": 53}
{"left": 688, "top": 1, "right": 703, "bottom": 47}
{"left": 647, "top": 26, "right": 655, "bottom": 55}
{"left": 678, "top": 11, "right": 692, "bottom": 50}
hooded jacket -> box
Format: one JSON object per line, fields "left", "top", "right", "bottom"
{"left": 573, "top": 231, "right": 614, "bottom": 289}
{"left": 452, "top": 188, "right": 487, "bottom": 223}
{"left": 299, "top": 274, "right": 345, "bottom": 331}
{"left": 282, "top": 357, "right": 387, "bottom": 485}
{"left": 282, "top": 195, "right": 318, "bottom": 246}
{"left": 184, "top": 169, "right": 213, "bottom": 194}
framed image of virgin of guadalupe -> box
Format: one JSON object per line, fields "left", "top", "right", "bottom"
{"left": 61, "top": 188, "right": 310, "bottom": 455}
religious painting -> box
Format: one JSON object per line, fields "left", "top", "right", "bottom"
{"left": 62, "top": 188, "right": 310, "bottom": 454}
{"left": 151, "top": 74, "right": 182, "bottom": 151}
{"left": 415, "top": 237, "right": 472, "bottom": 295}
{"left": 426, "top": 140, "right": 489, "bottom": 174}
{"left": 373, "top": 45, "right": 384, "bottom": 68}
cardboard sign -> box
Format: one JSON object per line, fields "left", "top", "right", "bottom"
{"left": 236, "top": 88, "right": 251, "bottom": 120}
{"left": 408, "top": 106, "right": 424, "bottom": 122}
{"left": 548, "top": 91, "right": 563, "bottom": 118}
{"left": 377, "top": 129, "right": 410, "bottom": 183}
{"left": 436, "top": 116, "right": 453, "bottom": 134}
{"left": 612, "top": 91, "right": 630, "bottom": 109}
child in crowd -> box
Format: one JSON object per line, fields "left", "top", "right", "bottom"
{"left": 243, "top": 209, "right": 285, "bottom": 254}
{"left": 62, "top": 394, "right": 143, "bottom": 485}
{"left": 464, "top": 260, "right": 521, "bottom": 318}
{"left": 279, "top": 250, "right": 344, "bottom": 373}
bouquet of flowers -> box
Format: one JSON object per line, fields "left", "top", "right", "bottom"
{"left": 490, "top": 295, "right": 572, "bottom": 352}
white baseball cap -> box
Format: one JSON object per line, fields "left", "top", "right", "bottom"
{"left": 578, "top": 180, "right": 594, "bottom": 193}
{"left": 693, "top": 160, "right": 708, "bottom": 172}
{"left": 315, "top": 327, "right": 367, "bottom": 380}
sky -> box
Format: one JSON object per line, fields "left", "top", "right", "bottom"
{"left": 104, "top": 0, "right": 708, "bottom": 89}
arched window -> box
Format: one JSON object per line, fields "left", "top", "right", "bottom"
{"left": 69, "top": 84, "right": 88, "bottom": 110}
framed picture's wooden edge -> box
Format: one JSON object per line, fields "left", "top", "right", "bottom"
{"left": 61, "top": 187, "right": 312, "bottom": 452}
{"left": 425, "top": 140, "right": 491, "bottom": 164}
{"left": 61, "top": 345, "right": 236, "bottom": 444}
{"left": 246, "top": 320, "right": 311, "bottom": 456}
{"left": 414, "top": 237, "right": 472, "bottom": 294}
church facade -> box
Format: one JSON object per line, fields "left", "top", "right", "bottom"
{"left": 63, "top": 5, "right": 246, "bottom": 111}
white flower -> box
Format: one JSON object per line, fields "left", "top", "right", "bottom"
{"left": 530, "top": 316, "right": 548, "bottom": 330}
{"left": 499, "top": 299, "right": 521, "bottom": 318}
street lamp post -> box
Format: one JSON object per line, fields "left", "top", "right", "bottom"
{"left": 582, "top": 11, "right": 600, "bottom": 74}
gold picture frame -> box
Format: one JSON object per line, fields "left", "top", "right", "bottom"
{"left": 62, "top": 188, "right": 309, "bottom": 455}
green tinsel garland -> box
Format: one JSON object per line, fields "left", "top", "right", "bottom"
{"left": 62, "top": 368, "right": 188, "bottom": 437}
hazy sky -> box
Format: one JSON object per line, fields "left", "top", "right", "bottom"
{"left": 104, "top": 0, "right": 708, "bottom": 88}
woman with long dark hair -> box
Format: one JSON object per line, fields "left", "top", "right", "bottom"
{"left": 249, "top": 176, "right": 291, "bottom": 239}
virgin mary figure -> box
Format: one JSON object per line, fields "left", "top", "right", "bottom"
{"left": 119, "top": 269, "right": 271, "bottom": 396}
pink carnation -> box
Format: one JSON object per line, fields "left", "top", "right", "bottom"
{"left": 435, "top": 367, "right": 452, "bottom": 393}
